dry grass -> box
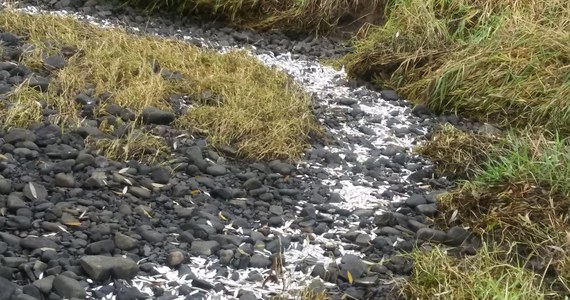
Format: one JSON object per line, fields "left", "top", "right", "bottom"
{"left": 0, "top": 10, "right": 319, "bottom": 160}
{"left": 342, "top": 0, "right": 570, "bottom": 132}
{"left": 434, "top": 182, "right": 570, "bottom": 297}
{"left": 86, "top": 129, "right": 169, "bottom": 163}
{"left": 415, "top": 124, "right": 498, "bottom": 179}
{"left": 0, "top": 85, "right": 44, "bottom": 129}
{"left": 126, "top": 0, "right": 385, "bottom": 33}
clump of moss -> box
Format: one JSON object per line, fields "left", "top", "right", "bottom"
{"left": 0, "top": 10, "right": 319, "bottom": 160}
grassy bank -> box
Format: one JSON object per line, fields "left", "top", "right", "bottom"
{"left": 342, "top": 0, "right": 570, "bottom": 132}
{"left": 337, "top": 0, "right": 570, "bottom": 298}
{"left": 0, "top": 10, "right": 319, "bottom": 161}
{"left": 124, "top": 0, "right": 384, "bottom": 34}
{"left": 410, "top": 127, "right": 570, "bottom": 298}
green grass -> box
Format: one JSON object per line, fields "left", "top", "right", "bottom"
{"left": 124, "top": 0, "right": 384, "bottom": 34}
{"left": 402, "top": 243, "right": 555, "bottom": 299}
{"left": 475, "top": 132, "right": 570, "bottom": 196}
{"left": 414, "top": 127, "right": 570, "bottom": 298}
{"left": 0, "top": 10, "right": 320, "bottom": 161}
{"left": 338, "top": 0, "right": 570, "bottom": 298}
{"left": 342, "top": 0, "right": 570, "bottom": 133}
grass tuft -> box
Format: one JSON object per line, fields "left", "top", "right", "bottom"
{"left": 0, "top": 10, "right": 319, "bottom": 160}
{"left": 402, "top": 243, "right": 556, "bottom": 299}
{"left": 86, "top": 129, "right": 169, "bottom": 163}
{"left": 0, "top": 85, "right": 45, "bottom": 129}
{"left": 415, "top": 124, "right": 498, "bottom": 179}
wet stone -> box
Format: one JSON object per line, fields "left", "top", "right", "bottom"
{"left": 54, "top": 173, "right": 75, "bottom": 187}
{"left": 190, "top": 241, "right": 220, "bottom": 256}
{"left": 416, "top": 228, "right": 447, "bottom": 243}
{"left": 415, "top": 204, "right": 438, "bottom": 216}
{"left": 43, "top": 55, "right": 66, "bottom": 70}
{"left": 52, "top": 275, "right": 86, "bottom": 299}
{"left": 142, "top": 107, "right": 175, "bottom": 125}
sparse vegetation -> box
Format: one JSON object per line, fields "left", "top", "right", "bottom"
{"left": 0, "top": 10, "right": 319, "bottom": 161}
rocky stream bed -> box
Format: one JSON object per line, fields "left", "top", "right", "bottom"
{"left": 0, "top": 1, "right": 485, "bottom": 299}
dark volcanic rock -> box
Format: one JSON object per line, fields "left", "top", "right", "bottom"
{"left": 21, "top": 236, "right": 60, "bottom": 250}
{"left": 0, "top": 276, "right": 18, "bottom": 299}
{"left": 141, "top": 107, "right": 175, "bottom": 125}
{"left": 80, "top": 256, "right": 139, "bottom": 281}
{"left": 53, "top": 274, "right": 86, "bottom": 299}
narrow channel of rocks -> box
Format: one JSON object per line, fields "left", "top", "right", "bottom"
{"left": 0, "top": 1, "right": 491, "bottom": 300}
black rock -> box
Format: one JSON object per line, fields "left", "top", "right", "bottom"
{"left": 338, "top": 97, "right": 357, "bottom": 106}
{"left": 141, "top": 107, "right": 175, "bottom": 125}
{"left": 114, "top": 233, "right": 138, "bottom": 250}
{"left": 80, "top": 256, "right": 139, "bottom": 281}
{"left": 380, "top": 89, "right": 401, "bottom": 100}
{"left": 243, "top": 178, "right": 262, "bottom": 190}
{"left": 44, "top": 55, "right": 66, "bottom": 70}
{"left": 190, "top": 241, "right": 220, "bottom": 256}
{"left": 138, "top": 228, "right": 165, "bottom": 243}
{"left": 373, "top": 213, "right": 397, "bottom": 227}
{"left": 21, "top": 236, "right": 60, "bottom": 250}
{"left": 249, "top": 254, "right": 271, "bottom": 268}
{"left": 206, "top": 165, "right": 226, "bottom": 176}
{"left": 54, "top": 173, "right": 75, "bottom": 187}
{"left": 405, "top": 194, "right": 427, "bottom": 207}
{"left": 412, "top": 103, "right": 432, "bottom": 116}
{"left": 7, "top": 193, "right": 27, "bottom": 210}
{"left": 150, "top": 167, "right": 170, "bottom": 184}
{"left": 28, "top": 75, "right": 50, "bottom": 91}
{"left": 415, "top": 204, "right": 438, "bottom": 216}
{"left": 238, "top": 291, "right": 257, "bottom": 300}
{"left": 0, "top": 179, "right": 12, "bottom": 194}
{"left": 116, "top": 285, "right": 146, "bottom": 300}
{"left": 166, "top": 250, "right": 185, "bottom": 268}
{"left": 0, "top": 276, "right": 17, "bottom": 299}
{"left": 339, "top": 254, "right": 367, "bottom": 280}
{"left": 416, "top": 228, "right": 447, "bottom": 243}
{"left": 53, "top": 274, "right": 86, "bottom": 299}
{"left": 23, "top": 182, "right": 48, "bottom": 202}
{"left": 445, "top": 226, "right": 471, "bottom": 246}
{"left": 7, "top": 215, "right": 32, "bottom": 230}
{"left": 85, "top": 239, "right": 115, "bottom": 255}
{"left": 33, "top": 275, "right": 55, "bottom": 294}
{"left": 268, "top": 160, "right": 293, "bottom": 175}
{"left": 268, "top": 216, "right": 284, "bottom": 227}
{"left": 211, "top": 188, "right": 233, "bottom": 200}
{"left": 4, "top": 128, "right": 36, "bottom": 144}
